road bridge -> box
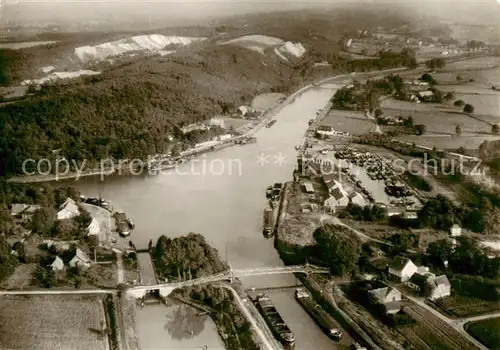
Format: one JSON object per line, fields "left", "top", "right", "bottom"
{"left": 126, "top": 264, "right": 329, "bottom": 298}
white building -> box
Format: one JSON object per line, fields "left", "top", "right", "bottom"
{"left": 57, "top": 198, "right": 80, "bottom": 220}
{"left": 204, "top": 118, "right": 225, "bottom": 128}
{"left": 350, "top": 192, "right": 366, "bottom": 206}
{"left": 388, "top": 256, "right": 418, "bottom": 282}
{"left": 50, "top": 256, "right": 64, "bottom": 271}
{"left": 324, "top": 186, "right": 350, "bottom": 213}
{"left": 69, "top": 248, "right": 91, "bottom": 269}
{"left": 450, "top": 224, "right": 462, "bottom": 237}
{"left": 316, "top": 125, "right": 343, "bottom": 137}
{"left": 87, "top": 217, "right": 100, "bottom": 237}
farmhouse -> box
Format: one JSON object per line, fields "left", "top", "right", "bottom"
{"left": 50, "top": 256, "right": 64, "bottom": 271}
{"left": 429, "top": 275, "right": 451, "bottom": 300}
{"left": 57, "top": 198, "right": 80, "bottom": 220}
{"left": 406, "top": 272, "right": 451, "bottom": 300}
{"left": 388, "top": 256, "right": 418, "bottom": 282}
{"left": 324, "top": 186, "right": 349, "bottom": 213}
{"left": 11, "top": 204, "right": 41, "bottom": 222}
{"left": 368, "top": 286, "right": 402, "bottom": 314}
{"left": 69, "top": 248, "right": 91, "bottom": 269}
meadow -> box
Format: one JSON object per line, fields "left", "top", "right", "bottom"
{"left": 0, "top": 295, "right": 110, "bottom": 350}
{"left": 467, "top": 317, "right": 500, "bottom": 350}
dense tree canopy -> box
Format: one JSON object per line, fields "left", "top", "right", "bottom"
{"left": 153, "top": 233, "right": 229, "bottom": 281}
{"left": 313, "top": 224, "right": 361, "bottom": 276}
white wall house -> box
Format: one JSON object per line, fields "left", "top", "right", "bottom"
{"left": 429, "top": 275, "right": 451, "bottom": 300}
{"left": 87, "top": 217, "right": 100, "bottom": 237}
{"left": 324, "top": 186, "right": 350, "bottom": 213}
{"left": 50, "top": 256, "right": 64, "bottom": 271}
{"left": 57, "top": 198, "right": 80, "bottom": 220}
{"left": 388, "top": 256, "right": 418, "bottom": 282}
{"left": 69, "top": 248, "right": 91, "bottom": 269}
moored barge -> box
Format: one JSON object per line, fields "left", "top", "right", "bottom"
{"left": 254, "top": 293, "right": 295, "bottom": 349}
{"left": 294, "top": 288, "right": 342, "bottom": 340}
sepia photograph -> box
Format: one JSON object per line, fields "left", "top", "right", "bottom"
{"left": 0, "top": 0, "right": 499, "bottom": 349}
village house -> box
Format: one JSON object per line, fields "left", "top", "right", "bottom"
{"left": 418, "top": 90, "right": 434, "bottom": 99}
{"left": 368, "top": 286, "right": 402, "bottom": 314}
{"left": 203, "top": 117, "right": 225, "bottom": 128}
{"left": 350, "top": 192, "right": 366, "bottom": 206}
{"left": 406, "top": 272, "right": 451, "bottom": 300}
{"left": 388, "top": 256, "right": 418, "bottom": 282}
{"left": 180, "top": 123, "right": 208, "bottom": 134}
{"left": 50, "top": 256, "right": 65, "bottom": 271}
{"left": 303, "top": 182, "right": 315, "bottom": 194}
{"left": 11, "top": 204, "right": 41, "bottom": 222}
{"left": 449, "top": 224, "right": 462, "bottom": 237}
{"left": 57, "top": 198, "right": 80, "bottom": 220}
{"left": 69, "top": 248, "right": 91, "bottom": 269}
{"left": 324, "top": 186, "right": 350, "bottom": 213}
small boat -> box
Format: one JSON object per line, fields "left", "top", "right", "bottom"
{"left": 266, "top": 186, "right": 273, "bottom": 198}
{"left": 117, "top": 222, "right": 130, "bottom": 237}
{"left": 266, "top": 120, "right": 277, "bottom": 128}
{"left": 127, "top": 218, "right": 135, "bottom": 229}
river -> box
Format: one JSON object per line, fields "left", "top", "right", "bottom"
{"left": 70, "top": 82, "right": 346, "bottom": 349}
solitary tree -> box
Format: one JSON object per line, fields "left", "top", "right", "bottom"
{"left": 455, "top": 125, "right": 462, "bottom": 136}
{"left": 374, "top": 108, "right": 384, "bottom": 119}
{"left": 444, "top": 91, "right": 455, "bottom": 101}
{"left": 492, "top": 124, "right": 500, "bottom": 135}
{"left": 463, "top": 104, "right": 475, "bottom": 114}
{"left": 454, "top": 100, "right": 465, "bottom": 107}
{"left": 415, "top": 124, "right": 427, "bottom": 135}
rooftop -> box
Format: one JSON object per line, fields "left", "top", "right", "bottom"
{"left": 388, "top": 256, "right": 412, "bottom": 271}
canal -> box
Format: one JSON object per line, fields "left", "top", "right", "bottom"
{"left": 71, "top": 79, "right": 350, "bottom": 349}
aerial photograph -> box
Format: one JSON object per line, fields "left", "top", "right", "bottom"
{"left": 0, "top": 0, "right": 499, "bottom": 349}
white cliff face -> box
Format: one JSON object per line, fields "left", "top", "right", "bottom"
{"left": 74, "top": 35, "right": 206, "bottom": 62}
{"left": 221, "top": 35, "right": 306, "bottom": 61}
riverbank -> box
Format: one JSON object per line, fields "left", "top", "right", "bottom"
{"left": 171, "top": 285, "right": 260, "bottom": 350}
{"left": 5, "top": 66, "right": 413, "bottom": 184}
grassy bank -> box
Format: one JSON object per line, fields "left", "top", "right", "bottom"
{"left": 172, "top": 285, "right": 259, "bottom": 350}
{"left": 466, "top": 317, "right": 500, "bottom": 350}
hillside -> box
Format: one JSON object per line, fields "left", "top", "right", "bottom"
{"left": 0, "top": 7, "right": 421, "bottom": 176}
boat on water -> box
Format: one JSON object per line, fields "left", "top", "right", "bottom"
{"left": 294, "top": 288, "right": 342, "bottom": 340}
{"left": 266, "top": 186, "right": 273, "bottom": 198}
{"left": 266, "top": 119, "right": 277, "bottom": 128}
{"left": 127, "top": 218, "right": 135, "bottom": 229}
{"left": 263, "top": 207, "right": 274, "bottom": 237}
{"left": 117, "top": 221, "right": 130, "bottom": 237}
{"left": 254, "top": 294, "right": 295, "bottom": 348}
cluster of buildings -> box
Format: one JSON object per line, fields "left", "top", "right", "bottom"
{"left": 48, "top": 246, "right": 92, "bottom": 272}
{"left": 388, "top": 256, "right": 451, "bottom": 301}
{"left": 315, "top": 125, "right": 350, "bottom": 138}
{"left": 321, "top": 175, "right": 367, "bottom": 213}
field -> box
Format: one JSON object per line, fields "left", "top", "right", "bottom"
{"left": 466, "top": 317, "right": 500, "bottom": 350}
{"left": 320, "top": 109, "right": 374, "bottom": 135}
{"left": 0, "top": 295, "right": 109, "bottom": 350}
{"left": 399, "top": 305, "right": 478, "bottom": 350}
{"left": 431, "top": 295, "right": 500, "bottom": 318}
{"left": 0, "top": 263, "right": 37, "bottom": 289}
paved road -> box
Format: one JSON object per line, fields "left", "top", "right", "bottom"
{"left": 0, "top": 289, "right": 114, "bottom": 295}
{"left": 456, "top": 311, "right": 500, "bottom": 329}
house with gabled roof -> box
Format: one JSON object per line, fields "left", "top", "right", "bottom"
{"left": 50, "top": 256, "right": 64, "bottom": 271}
{"left": 57, "top": 198, "right": 80, "bottom": 220}
{"left": 69, "top": 248, "right": 91, "bottom": 269}
{"left": 11, "top": 204, "right": 41, "bottom": 222}
{"left": 388, "top": 256, "right": 418, "bottom": 282}
{"left": 324, "top": 186, "right": 349, "bottom": 213}
{"left": 429, "top": 275, "right": 451, "bottom": 300}
{"left": 368, "top": 286, "right": 402, "bottom": 314}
